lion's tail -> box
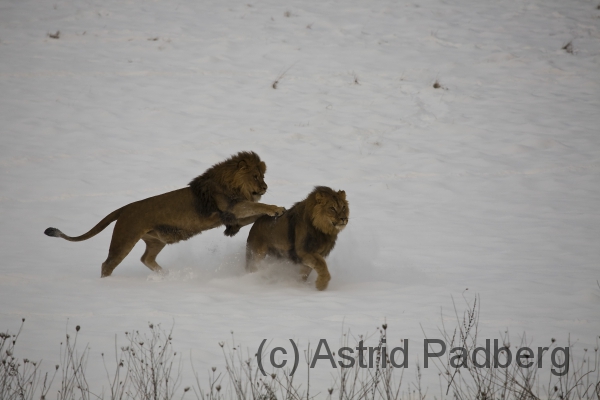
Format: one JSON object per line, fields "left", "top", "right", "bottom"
{"left": 44, "top": 207, "right": 124, "bottom": 242}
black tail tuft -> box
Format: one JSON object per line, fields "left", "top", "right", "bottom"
{"left": 44, "top": 227, "right": 61, "bottom": 237}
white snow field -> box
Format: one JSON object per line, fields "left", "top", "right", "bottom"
{"left": 1, "top": 0, "right": 599, "bottom": 397}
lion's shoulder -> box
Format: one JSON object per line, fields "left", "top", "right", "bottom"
{"left": 188, "top": 174, "right": 220, "bottom": 217}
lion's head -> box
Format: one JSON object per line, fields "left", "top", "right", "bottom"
{"left": 232, "top": 154, "right": 268, "bottom": 202}
{"left": 309, "top": 186, "right": 349, "bottom": 235}
{"left": 190, "top": 151, "right": 267, "bottom": 200}
{"left": 188, "top": 151, "right": 271, "bottom": 220}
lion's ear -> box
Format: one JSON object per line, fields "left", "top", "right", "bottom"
{"left": 315, "top": 192, "right": 324, "bottom": 204}
{"left": 258, "top": 161, "right": 266, "bottom": 174}
{"left": 337, "top": 190, "right": 346, "bottom": 200}
{"left": 237, "top": 160, "right": 248, "bottom": 170}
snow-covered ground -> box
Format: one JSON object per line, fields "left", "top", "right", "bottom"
{"left": 1, "top": 0, "right": 599, "bottom": 396}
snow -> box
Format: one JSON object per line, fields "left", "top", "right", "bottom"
{"left": 1, "top": 0, "right": 599, "bottom": 396}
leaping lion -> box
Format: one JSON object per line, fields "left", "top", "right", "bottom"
{"left": 44, "top": 151, "right": 286, "bottom": 277}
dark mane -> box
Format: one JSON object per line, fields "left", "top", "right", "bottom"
{"left": 287, "top": 186, "right": 339, "bottom": 262}
{"left": 188, "top": 151, "right": 261, "bottom": 217}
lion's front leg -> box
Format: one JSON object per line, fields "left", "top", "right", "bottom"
{"left": 214, "top": 194, "right": 285, "bottom": 221}
{"left": 223, "top": 224, "right": 241, "bottom": 237}
{"left": 223, "top": 215, "right": 266, "bottom": 237}
{"left": 229, "top": 201, "right": 286, "bottom": 219}
{"left": 236, "top": 215, "right": 264, "bottom": 227}
{"left": 296, "top": 252, "right": 330, "bottom": 291}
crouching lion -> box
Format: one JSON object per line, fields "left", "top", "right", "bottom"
{"left": 44, "top": 151, "right": 286, "bottom": 277}
{"left": 246, "top": 186, "right": 349, "bottom": 291}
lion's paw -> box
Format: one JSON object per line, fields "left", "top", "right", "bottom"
{"left": 268, "top": 206, "right": 286, "bottom": 217}
{"left": 224, "top": 224, "right": 241, "bottom": 237}
{"left": 315, "top": 274, "right": 331, "bottom": 291}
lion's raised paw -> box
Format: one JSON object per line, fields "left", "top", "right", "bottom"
{"left": 268, "top": 206, "right": 286, "bottom": 217}
{"left": 224, "top": 224, "right": 241, "bottom": 237}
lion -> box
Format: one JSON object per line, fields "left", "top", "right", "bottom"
{"left": 44, "top": 151, "right": 286, "bottom": 277}
{"left": 246, "top": 186, "right": 349, "bottom": 291}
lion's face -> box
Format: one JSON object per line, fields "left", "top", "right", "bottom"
{"left": 312, "top": 189, "right": 349, "bottom": 234}
{"left": 235, "top": 160, "right": 268, "bottom": 201}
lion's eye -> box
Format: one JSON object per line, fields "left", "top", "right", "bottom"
{"left": 330, "top": 207, "right": 336, "bottom": 212}
{"left": 254, "top": 175, "right": 259, "bottom": 181}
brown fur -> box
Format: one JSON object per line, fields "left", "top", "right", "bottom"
{"left": 44, "top": 151, "right": 285, "bottom": 277}
{"left": 246, "top": 186, "right": 349, "bottom": 290}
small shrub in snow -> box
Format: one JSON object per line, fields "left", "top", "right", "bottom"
{"left": 0, "top": 319, "right": 55, "bottom": 400}
{"left": 563, "top": 41, "right": 574, "bottom": 54}
{"left": 2, "top": 307, "right": 599, "bottom": 400}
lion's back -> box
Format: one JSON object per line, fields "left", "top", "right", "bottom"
{"left": 247, "top": 214, "right": 277, "bottom": 243}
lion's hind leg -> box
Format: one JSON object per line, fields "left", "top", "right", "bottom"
{"left": 299, "top": 265, "right": 312, "bottom": 282}
{"left": 245, "top": 242, "right": 268, "bottom": 273}
{"left": 101, "top": 222, "right": 145, "bottom": 277}
{"left": 101, "top": 237, "right": 140, "bottom": 278}
{"left": 140, "top": 233, "right": 166, "bottom": 273}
